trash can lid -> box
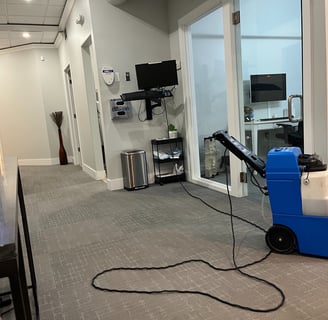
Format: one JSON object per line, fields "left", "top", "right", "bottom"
{"left": 121, "top": 150, "right": 146, "bottom": 155}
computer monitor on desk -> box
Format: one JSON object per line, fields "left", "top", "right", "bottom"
{"left": 121, "top": 60, "right": 178, "bottom": 120}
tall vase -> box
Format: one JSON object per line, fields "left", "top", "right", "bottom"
{"left": 58, "top": 128, "right": 68, "bottom": 165}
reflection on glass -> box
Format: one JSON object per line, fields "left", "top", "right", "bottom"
{"left": 240, "top": 0, "right": 302, "bottom": 159}
{"left": 190, "top": 7, "right": 231, "bottom": 187}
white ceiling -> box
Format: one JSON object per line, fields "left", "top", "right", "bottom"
{"left": 0, "top": 0, "right": 71, "bottom": 50}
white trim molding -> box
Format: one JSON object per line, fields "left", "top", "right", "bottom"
{"left": 18, "top": 157, "right": 74, "bottom": 166}
{"left": 82, "top": 163, "right": 106, "bottom": 180}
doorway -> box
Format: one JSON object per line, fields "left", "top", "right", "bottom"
{"left": 179, "top": 0, "right": 304, "bottom": 197}
{"left": 240, "top": 0, "right": 303, "bottom": 161}
{"left": 81, "top": 36, "right": 107, "bottom": 176}
{"left": 64, "top": 65, "right": 81, "bottom": 166}
{"left": 239, "top": 0, "right": 303, "bottom": 198}
{"left": 179, "top": 0, "right": 246, "bottom": 197}
{"left": 190, "top": 7, "right": 229, "bottom": 184}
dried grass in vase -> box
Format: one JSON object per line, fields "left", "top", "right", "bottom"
{"left": 50, "top": 111, "right": 68, "bottom": 165}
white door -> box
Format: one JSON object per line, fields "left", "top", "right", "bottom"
{"left": 179, "top": 0, "right": 246, "bottom": 197}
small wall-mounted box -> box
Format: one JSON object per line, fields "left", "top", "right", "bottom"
{"left": 110, "top": 99, "right": 130, "bottom": 120}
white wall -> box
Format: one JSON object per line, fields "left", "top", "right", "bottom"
{"left": 168, "top": 0, "right": 208, "bottom": 33}
{"left": 0, "top": 0, "right": 327, "bottom": 185}
{"left": 0, "top": 47, "right": 70, "bottom": 165}
{"left": 58, "top": 0, "right": 106, "bottom": 179}
{"left": 116, "top": 0, "right": 169, "bottom": 33}
{"left": 57, "top": 0, "right": 176, "bottom": 187}
{"left": 87, "top": 0, "right": 173, "bottom": 185}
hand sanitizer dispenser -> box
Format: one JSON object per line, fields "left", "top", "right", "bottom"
{"left": 102, "top": 66, "right": 115, "bottom": 85}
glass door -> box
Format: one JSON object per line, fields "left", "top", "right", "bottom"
{"left": 240, "top": 0, "right": 303, "bottom": 159}
{"left": 190, "top": 8, "right": 229, "bottom": 185}
{"left": 179, "top": 0, "right": 246, "bottom": 197}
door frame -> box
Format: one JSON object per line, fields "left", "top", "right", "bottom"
{"left": 302, "top": 0, "right": 314, "bottom": 154}
{"left": 178, "top": 0, "right": 247, "bottom": 197}
{"left": 64, "top": 64, "right": 82, "bottom": 166}
{"left": 81, "top": 35, "right": 106, "bottom": 179}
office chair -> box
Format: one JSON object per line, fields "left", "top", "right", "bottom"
{"left": 287, "top": 120, "right": 304, "bottom": 151}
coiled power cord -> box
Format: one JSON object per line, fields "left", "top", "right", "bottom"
{"left": 91, "top": 150, "right": 285, "bottom": 313}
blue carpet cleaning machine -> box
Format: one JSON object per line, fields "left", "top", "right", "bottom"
{"left": 213, "top": 130, "right": 328, "bottom": 258}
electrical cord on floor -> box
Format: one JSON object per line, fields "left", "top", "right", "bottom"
{"left": 177, "top": 150, "right": 284, "bottom": 312}
{"left": 91, "top": 256, "right": 279, "bottom": 313}
{"left": 221, "top": 149, "right": 285, "bottom": 312}
{"left": 91, "top": 150, "right": 286, "bottom": 313}
{"left": 179, "top": 180, "right": 267, "bottom": 233}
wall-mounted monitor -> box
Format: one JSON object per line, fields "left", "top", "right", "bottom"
{"left": 250, "top": 73, "right": 286, "bottom": 103}
{"left": 135, "top": 60, "right": 178, "bottom": 90}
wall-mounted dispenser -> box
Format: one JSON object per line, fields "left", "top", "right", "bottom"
{"left": 102, "top": 66, "right": 115, "bottom": 85}
{"left": 110, "top": 99, "right": 130, "bottom": 119}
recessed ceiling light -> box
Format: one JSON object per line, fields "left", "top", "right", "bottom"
{"left": 22, "top": 32, "right": 31, "bottom": 38}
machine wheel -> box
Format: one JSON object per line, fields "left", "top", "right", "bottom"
{"left": 265, "top": 225, "right": 297, "bottom": 254}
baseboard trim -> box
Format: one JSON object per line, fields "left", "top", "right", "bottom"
{"left": 82, "top": 163, "right": 106, "bottom": 180}
{"left": 106, "top": 178, "right": 124, "bottom": 191}
{"left": 17, "top": 158, "right": 106, "bottom": 181}
{"left": 106, "top": 173, "right": 153, "bottom": 191}
{"left": 18, "top": 156, "right": 74, "bottom": 166}
{"left": 18, "top": 158, "right": 59, "bottom": 166}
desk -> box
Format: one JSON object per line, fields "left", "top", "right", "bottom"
{"left": 0, "top": 157, "right": 39, "bottom": 319}
{"left": 244, "top": 119, "right": 295, "bottom": 155}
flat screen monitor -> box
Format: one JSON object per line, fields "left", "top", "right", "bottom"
{"left": 250, "top": 73, "right": 286, "bottom": 103}
{"left": 135, "top": 60, "right": 178, "bottom": 90}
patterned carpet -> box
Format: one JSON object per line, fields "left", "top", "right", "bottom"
{"left": 2, "top": 164, "right": 328, "bottom": 319}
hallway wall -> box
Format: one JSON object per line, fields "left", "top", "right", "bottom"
{"left": 1, "top": 0, "right": 327, "bottom": 185}
{"left": 88, "top": 0, "right": 172, "bottom": 186}
{"left": 0, "top": 47, "right": 71, "bottom": 165}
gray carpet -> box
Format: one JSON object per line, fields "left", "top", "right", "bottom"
{"left": 2, "top": 164, "right": 328, "bottom": 319}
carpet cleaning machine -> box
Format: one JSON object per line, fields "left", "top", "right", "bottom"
{"left": 213, "top": 130, "right": 328, "bottom": 258}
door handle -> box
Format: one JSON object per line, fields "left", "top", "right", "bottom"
{"left": 288, "top": 94, "right": 303, "bottom": 122}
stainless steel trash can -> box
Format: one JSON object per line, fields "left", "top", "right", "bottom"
{"left": 121, "top": 150, "right": 148, "bottom": 190}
